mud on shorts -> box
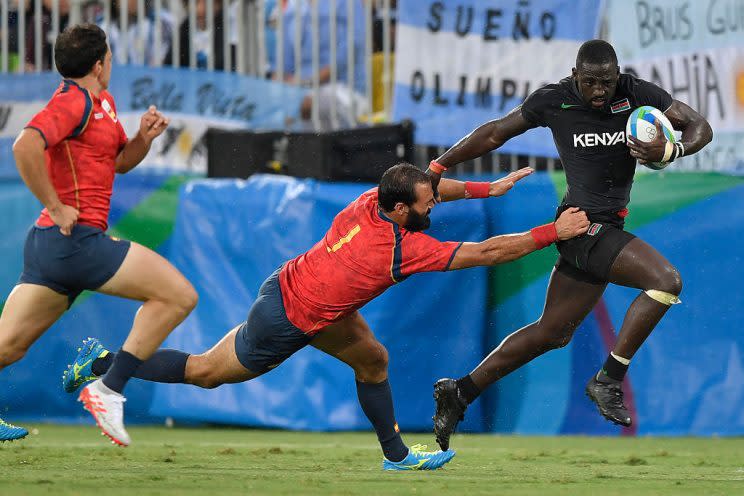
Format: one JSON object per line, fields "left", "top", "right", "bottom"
{"left": 19, "top": 224, "right": 131, "bottom": 307}
{"left": 554, "top": 206, "right": 636, "bottom": 284}
{"left": 234, "top": 266, "right": 312, "bottom": 374}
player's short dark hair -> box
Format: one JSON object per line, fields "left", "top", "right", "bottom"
{"left": 575, "top": 39, "right": 618, "bottom": 69}
{"left": 54, "top": 24, "right": 108, "bottom": 78}
{"left": 378, "top": 163, "right": 431, "bottom": 211}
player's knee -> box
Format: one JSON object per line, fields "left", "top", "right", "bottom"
{"left": 658, "top": 266, "right": 683, "bottom": 296}
{"left": 645, "top": 265, "right": 682, "bottom": 297}
{"left": 354, "top": 341, "right": 389, "bottom": 381}
{"left": 172, "top": 282, "right": 199, "bottom": 317}
{"left": 197, "top": 376, "right": 223, "bottom": 389}
{"left": 183, "top": 285, "right": 199, "bottom": 312}
{"left": 0, "top": 343, "right": 28, "bottom": 368}
{"left": 549, "top": 333, "right": 573, "bottom": 349}
{"left": 186, "top": 356, "right": 223, "bottom": 389}
{"left": 536, "top": 321, "right": 578, "bottom": 350}
{"left": 545, "top": 331, "right": 574, "bottom": 350}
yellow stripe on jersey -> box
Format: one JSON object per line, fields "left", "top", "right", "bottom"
{"left": 64, "top": 141, "right": 80, "bottom": 210}
{"left": 327, "top": 225, "right": 361, "bottom": 253}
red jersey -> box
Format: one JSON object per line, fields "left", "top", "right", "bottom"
{"left": 279, "top": 189, "right": 462, "bottom": 335}
{"left": 25, "top": 79, "right": 128, "bottom": 231}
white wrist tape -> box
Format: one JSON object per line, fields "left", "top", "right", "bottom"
{"left": 661, "top": 140, "right": 674, "bottom": 162}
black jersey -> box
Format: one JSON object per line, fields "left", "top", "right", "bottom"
{"left": 521, "top": 73, "right": 672, "bottom": 212}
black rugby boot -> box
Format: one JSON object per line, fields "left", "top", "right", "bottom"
{"left": 585, "top": 375, "right": 632, "bottom": 427}
{"left": 432, "top": 378, "right": 468, "bottom": 451}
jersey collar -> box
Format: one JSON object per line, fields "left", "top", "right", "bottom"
{"left": 62, "top": 78, "right": 101, "bottom": 103}
{"left": 378, "top": 208, "right": 395, "bottom": 224}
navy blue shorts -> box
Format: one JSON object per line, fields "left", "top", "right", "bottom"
{"left": 234, "top": 267, "right": 312, "bottom": 374}
{"left": 19, "top": 224, "right": 130, "bottom": 306}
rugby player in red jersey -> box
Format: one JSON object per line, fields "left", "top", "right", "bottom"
{"left": 63, "top": 163, "right": 589, "bottom": 469}
{"left": 0, "top": 24, "right": 197, "bottom": 446}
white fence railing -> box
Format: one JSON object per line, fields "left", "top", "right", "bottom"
{"left": 0, "top": 0, "right": 559, "bottom": 173}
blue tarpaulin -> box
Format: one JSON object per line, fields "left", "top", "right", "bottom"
{"left": 1, "top": 172, "right": 743, "bottom": 435}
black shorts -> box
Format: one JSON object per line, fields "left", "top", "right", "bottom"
{"left": 554, "top": 207, "right": 636, "bottom": 284}
{"left": 19, "top": 224, "right": 131, "bottom": 306}
{"left": 234, "top": 267, "right": 312, "bottom": 374}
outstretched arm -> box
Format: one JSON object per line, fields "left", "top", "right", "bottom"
{"left": 427, "top": 107, "right": 535, "bottom": 189}
{"left": 437, "top": 167, "right": 534, "bottom": 202}
{"left": 448, "top": 207, "right": 589, "bottom": 270}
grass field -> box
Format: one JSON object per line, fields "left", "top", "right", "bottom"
{"left": 1, "top": 425, "right": 743, "bottom": 495}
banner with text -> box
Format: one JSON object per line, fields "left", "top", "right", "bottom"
{"left": 0, "top": 66, "right": 307, "bottom": 177}
{"left": 606, "top": 0, "right": 744, "bottom": 171}
{"left": 392, "top": 0, "right": 602, "bottom": 154}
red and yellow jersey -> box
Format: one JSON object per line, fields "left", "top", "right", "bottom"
{"left": 26, "top": 79, "right": 128, "bottom": 231}
{"left": 279, "top": 189, "right": 462, "bottom": 335}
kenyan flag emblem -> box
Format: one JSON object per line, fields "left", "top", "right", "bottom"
{"left": 611, "top": 98, "right": 631, "bottom": 113}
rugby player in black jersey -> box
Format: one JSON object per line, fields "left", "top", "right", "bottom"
{"left": 429, "top": 40, "right": 713, "bottom": 449}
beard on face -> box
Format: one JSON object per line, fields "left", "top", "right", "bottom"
{"left": 404, "top": 208, "right": 431, "bottom": 232}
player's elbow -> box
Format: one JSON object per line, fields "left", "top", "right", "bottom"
{"left": 703, "top": 120, "right": 713, "bottom": 145}
{"left": 486, "top": 131, "right": 506, "bottom": 150}
{"left": 115, "top": 158, "right": 132, "bottom": 174}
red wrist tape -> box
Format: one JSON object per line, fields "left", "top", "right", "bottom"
{"left": 530, "top": 223, "right": 558, "bottom": 249}
{"left": 429, "top": 160, "right": 447, "bottom": 174}
{"left": 465, "top": 181, "right": 490, "bottom": 199}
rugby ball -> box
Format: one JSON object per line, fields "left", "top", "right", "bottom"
{"left": 626, "top": 106, "right": 676, "bottom": 170}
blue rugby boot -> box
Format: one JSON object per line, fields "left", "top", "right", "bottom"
{"left": 0, "top": 418, "right": 28, "bottom": 442}
{"left": 383, "top": 444, "right": 456, "bottom": 471}
{"left": 62, "top": 337, "right": 110, "bottom": 393}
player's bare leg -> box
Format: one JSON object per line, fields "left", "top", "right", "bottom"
{"left": 313, "top": 312, "right": 456, "bottom": 470}
{"left": 70, "top": 325, "right": 258, "bottom": 446}
{"left": 470, "top": 270, "right": 607, "bottom": 386}
{"left": 184, "top": 326, "right": 262, "bottom": 387}
{"left": 434, "top": 269, "right": 606, "bottom": 449}
{"left": 67, "top": 325, "right": 262, "bottom": 393}
{"left": 79, "top": 242, "right": 198, "bottom": 446}
{"left": 0, "top": 284, "right": 68, "bottom": 441}
{"left": 96, "top": 242, "right": 198, "bottom": 362}
{"left": 607, "top": 238, "right": 682, "bottom": 358}
{"left": 311, "top": 311, "right": 388, "bottom": 384}
{"left": 0, "top": 284, "right": 69, "bottom": 370}
{"left": 585, "top": 237, "right": 682, "bottom": 426}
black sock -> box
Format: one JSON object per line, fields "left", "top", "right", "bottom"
{"left": 134, "top": 350, "right": 190, "bottom": 383}
{"left": 598, "top": 354, "right": 629, "bottom": 382}
{"left": 101, "top": 349, "right": 143, "bottom": 394}
{"left": 456, "top": 374, "right": 481, "bottom": 405}
{"left": 92, "top": 353, "right": 114, "bottom": 376}
{"left": 356, "top": 379, "right": 408, "bottom": 462}
{"left": 93, "top": 350, "right": 189, "bottom": 383}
